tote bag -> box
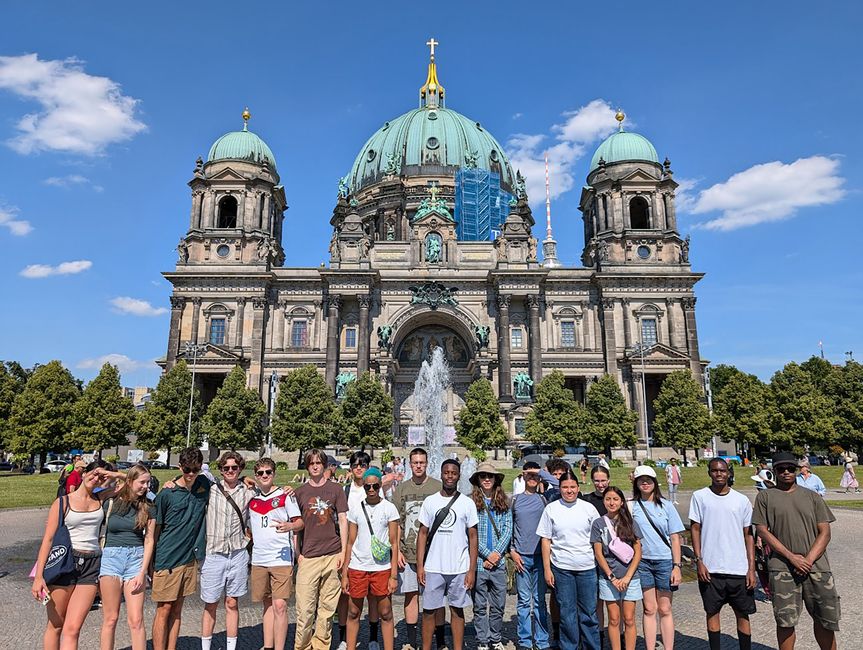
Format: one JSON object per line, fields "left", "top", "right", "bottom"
{"left": 42, "top": 495, "right": 75, "bottom": 584}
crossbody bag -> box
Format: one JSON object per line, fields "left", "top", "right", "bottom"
{"left": 424, "top": 492, "right": 460, "bottom": 555}
{"left": 361, "top": 502, "right": 392, "bottom": 562}
{"left": 634, "top": 498, "right": 671, "bottom": 548}
{"left": 217, "top": 481, "right": 253, "bottom": 554}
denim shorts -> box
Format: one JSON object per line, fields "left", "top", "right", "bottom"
{"left": 637, "top": 558, "right": 677, "bottom": 592}
{"left": 99, "top": 545, "right": 144, "bottom": 581}
{"left": 598, "top": 575, "right": 643, "bottom": 602}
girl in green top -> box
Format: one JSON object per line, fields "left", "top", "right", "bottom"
{"left": 98, "top": 464, "right": 156, "bottom": 650}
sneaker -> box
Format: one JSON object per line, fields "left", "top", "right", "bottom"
{"left": 477, "top": 644, "right": 489, "bottom": 650}
{"left": 491, "top": 643, "right": 506, "bottom": 650}
{"left": 401, "top": 645, "right": 415, "bottom": 650}
{"left": 369, "top": 642, "right": 380, "bottom": 650}
{"left": 337, "top": 642, "right": 347, "bottom": 650}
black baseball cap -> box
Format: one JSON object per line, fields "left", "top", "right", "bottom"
{"left": 772, "top": 451, "right": 798, "bottom": 468}
{"left": 522, "top": 461, "right": 541, "bottom": 471}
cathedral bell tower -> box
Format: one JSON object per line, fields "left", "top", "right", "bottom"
{"left": 579, "top": 111, "right": 687, "bottom": 269}
{"left": 178, "top": 108, "right": 287, "bottom": 269}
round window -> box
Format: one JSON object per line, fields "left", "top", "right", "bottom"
{"left": 426, "top": 136, "right": 439, "bottom": 149}
{"left": 382, "top": 121, "right": 390, "bottom": 130}
{"left": 427, "top": 110, "right": 438, "bottom": 120}
{"left": 366, "top": 149, "right": 376, "bottom": 162}
{"left": 216, "top": 244, "right": 231, "bottom": 258}
{"left": 637, "top": 245, "right": 651, "bottom": 259}
{"left": 490, "top": 149, "right": 499, "bottom": 161}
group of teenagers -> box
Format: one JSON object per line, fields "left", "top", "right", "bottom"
{"left": 31, "top": 446, "right": 840, "bottom": 650}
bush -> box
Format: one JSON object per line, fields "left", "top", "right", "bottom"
{"left": 697, "top": 458, "right": 710, "bottom": 467}
{"left": 105, "top": 454, "right": 120, "bottom": 465}
{"left": 275, "top": 461, "right": 289, "bottom": 470}
{"left": 510, "top": 448, "right": 522, "bottom": 461}
{"left": 380, "top": 449, "right": 394, "bottom": 464}
{"left": 609, "top": 458, "right": 624, "bottom": 468}
{"left": 472, "top": 449, "right": 487, "bottom": 462}
{"left": 147, "top": 451, "right": 161, "bottom": 460}
{"left": 643, "top": 458, "right": 657, "bottom": 467}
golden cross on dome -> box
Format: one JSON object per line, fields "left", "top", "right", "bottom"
{"left": 426, "top": 37, "right": 439, "bottom": 58}
{"left": 429, "top": 184, "right": 440, "bottom": 202}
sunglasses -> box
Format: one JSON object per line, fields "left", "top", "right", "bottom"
{"left": 775, "top": 465, "right": 797, "bottom": 474}
{"left": 351, "top": 462, "right": 369, "bottom": 469}
{"left": 478, "top": 473, "right": 495, "bottom": 480}
{"left": 256, "top": 469, "right": 274, "bottom": 477}
{"left": 364, "top": 483, "right": 381, "bottom": 491}
{"left": 221, "top": 465, "right": 240, "bottom": 472}
{"left": 182, "top": 466, "right": 201, "bottom": 474}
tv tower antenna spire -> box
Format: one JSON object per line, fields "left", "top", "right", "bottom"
{"left": 541, "top": 151, "right": 561, "bottom": 267}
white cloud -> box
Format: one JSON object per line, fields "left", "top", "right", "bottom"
{"left": 689, "top": 156, "right": 845, "bottom": 231}
{"left": 109, "top": 296, "right": 168, "bottom": 317}
{"left": 673, "top": 177, "right": 700, "bottom": 214}
{"left": 19, "top": 259, "right": 92, "bottom": 278}
{"left": 512, "top": 112, "right": 523, "bottom": 120}
{"left": 0, "top": 53, "right": 146, "bottom": 155}
{"left": 77, "top": 353, "right": 153, "bottom": 374}
{"left": 0, "top": 205, "right": 32, "bottom": 235}
{"left": 43, "top": 174, "right": 103, "bottom": 192}
{"left": 506, "top": 99, "right": 623, "bottom": 206}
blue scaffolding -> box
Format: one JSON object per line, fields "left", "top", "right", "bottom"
{"left": 455, "top": 169, "right": 512, "bottom": 241}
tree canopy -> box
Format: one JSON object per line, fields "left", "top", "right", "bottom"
{"left": 71, "top": 363, "right": 136, "bottom": 455}
{"left": 768, "top": 361, "right": 835, "bottom": 452}
{"left": 713, "top": 371, "right": 771, "bottom": 450}
{"left": 652, "top": 370, "right": 711, "bottom": 453}
{"left": 339, "top": 372, "right": 394, "bottom": 451}
{"left": 524, "top": 370, "right": 587, "bottom": 452}
{"left": 584, "top": 374, "right": 638, "bottom": 452}
{"left": 456, "top": 378, "right": 507, "bottom": 453}
{"left": 137, "top": 361, "right": 202, "bottom": 462}
{"left": 271, "top": 366, "right": 339, "bottom": 452}
{"left": 201, "top": 365, "right": 267, "bottom": 451}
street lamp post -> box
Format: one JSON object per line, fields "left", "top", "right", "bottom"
{"left": 267, "top": 370, "right": 278, "bottom": 457}
{"left": 630, "top": 341, "right": 654, "bottom": 460}
{"left": 184, "top": 342, "right": 207, "bottom": 447}
{"left": 705, "top": 366, "right": 717, "bottom": 458}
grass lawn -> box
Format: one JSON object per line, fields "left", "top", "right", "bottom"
{"left": 0, "top": 464, "right": 849, "bottom": 510}
{"left": 825, "top": 500, "right": 863, "bottom": 509}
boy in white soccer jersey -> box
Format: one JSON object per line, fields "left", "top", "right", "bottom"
{"left": 250, "top": 457, "right": 304, "bottom": 650}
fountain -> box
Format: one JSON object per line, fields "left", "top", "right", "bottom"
{"left": 412, "top": 346, "right": 477, "bottom": 494}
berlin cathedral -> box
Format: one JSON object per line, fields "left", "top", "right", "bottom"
{"left": 160, "top": 41, "right": 705, "bottom": 451}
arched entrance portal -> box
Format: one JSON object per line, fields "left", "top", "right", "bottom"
{"left": 392, "top": 323, "right": 475, "bottom": 444}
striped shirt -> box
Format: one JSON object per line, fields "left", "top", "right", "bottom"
{"left": 205, "top": 480, "right": 254, "bottom": 555}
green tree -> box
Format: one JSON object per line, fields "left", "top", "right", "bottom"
{"left": 271, "top": 366, "right": 339, "bottom": 452}
{"left": 768, "top": 362, "right": 835, "bottom": 452}
{"left": 8, "top": 360, "right": 81, "bottom": 466}
{"left": 201, "top": 366, "right": 267, "bottom": 451}
{"left": 713, "top": 372, "right": 772, "bottom": 453}
{"left": 0, "top": 363, "right": 27, "bottom": 449}
{"left": 71, "top": 363, "right": 137, "bottom": 456}
{"left": 653, "top": 370, "right": 711, "bottom": 455}
{"left": 456, "top": 378, "right": 507, "bottom": 453}
{"left": 584, "top": 374, "right": 638, "bottom": 452}
{"left": 137, "top": 361, "right": 202, "bottom": 464}
{"left": 707, "top": 364, "right": 745, "bottom": 399}
{"left": 800, "top": 356, "right": 834, "bottom": 390}
{"left": 824, "top": 361, "right": 863, "bottom": 453}
{"left": 339, "top": 373, "right": 395, "bottom": 451}
{"left": 524, "top": 371, "right": 587, "bottom": 452}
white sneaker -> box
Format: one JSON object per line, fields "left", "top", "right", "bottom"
{"left": 477, "top": 644, "right": 489, "bottom": 650}
{"left": 491, "top": 642, "right": 506, "bottom": 650}
{"left": 337, "top": 642, "right": 347, "bottom": 650}
{"left": 369, "top": 642, "right": 380, "bottom": 650}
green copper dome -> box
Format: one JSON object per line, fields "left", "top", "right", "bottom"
{"left": 207, "top": 126, "right": 277, "bottom": 170}
{"left": 590, "top": 130, "right": 659, "bottom": 172}
{"left": 349, "top": 106, "right": 515, "bottom": 192}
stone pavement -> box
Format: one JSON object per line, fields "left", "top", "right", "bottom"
{"left": 1, "top": 493, "right": 858, "bottom": 649}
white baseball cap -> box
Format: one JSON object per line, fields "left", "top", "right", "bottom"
{"left": 633, "top": 465, "right": 657, "bottom": 480}
{"left": 751, "top": 469, "right": 775, "bottom": 484}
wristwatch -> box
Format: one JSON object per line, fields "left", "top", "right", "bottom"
{"left": 673, "top": 562, "right": 683, "bottom": 568}
{"left": 694, "top": 556, "right": 702, "bottom": 563}
{"left": 607, "top": 573, "right": 614, "bottom": 581}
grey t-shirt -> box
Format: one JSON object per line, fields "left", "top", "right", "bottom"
{"left": 590, "top": 516, "right": 642, "bottom": 578}
{"left": 752, "top": 486, "right": 835, "bottom": 573}
{"left": 511, "top": 492, "right": 547, "bottom": 555}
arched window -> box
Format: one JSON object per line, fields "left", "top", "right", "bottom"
{"left": 217, "top": 196, "right": 238, "bottom": 228}
{"left": 629, "top": 196, "right": 650, "bottom": 229}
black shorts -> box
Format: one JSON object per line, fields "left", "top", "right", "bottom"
{"left": 49, "top": 552, "right": 101, "bottom": 588}
{"left": 698, "top": 573, "right": 756, "bottom": 616}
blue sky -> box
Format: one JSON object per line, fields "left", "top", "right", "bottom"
{"left": 1, "top": 1, "right": 860, "bottom": 388}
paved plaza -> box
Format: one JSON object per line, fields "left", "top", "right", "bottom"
{"left": 1, "top": 490, "right": 857, "bottom": 649}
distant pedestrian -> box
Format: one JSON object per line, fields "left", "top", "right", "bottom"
{"left": 665, "top": 459, "right": 681, "bottom": 505}
{"left": 796, "top": 461, "right": 826, "bottom": 497}
{"left": 840, "top": 457, "right": 859, "bottom": 493}
{"left": 629, "top": 466, "right": 684, "bottom": 650}
{"left": 579, "top": 458, "right": 589, "bottom": 484}
{"left": 753, "top": 451, "right": 840, "bottom": 650}
{"left": 689, "top": 458, "right": 756, "bottom": 650}
{"left": 537, "top": 469, "right": 601, "bottom": 650}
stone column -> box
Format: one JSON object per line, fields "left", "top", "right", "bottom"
{"left": 497, "top": 294, "right": 513, "bottom": 400}
{"left": 203, "top": 191, "right": 215, "bottom": 228}
{"left": 652, "top": 192, "right": 665, "bottom": 230}
{"left": 631, "top": 371, "right": 648, "bottom": 444}
{"left": 190, "top": 297, "right": 202, "bottom": 344}
{"left": 600, "top": 298, "right": 618, "bottom": 375}
{"left": 325, "top": 295, "right": 342, "bottom": 388}
{"left": 166, "top": 296, "right": 185, "bottom": 369}
{"left": 665, "top": 192, "right": 677, "bottom": 231}
{"left": 621, "top": 299, "right": 632, "bottom": 349}
{"left": 249, "top": 297, "right": 268, "bottom": 393}
{"left": 526, "top": 295, "right": 542, "bottom": 383}
{"left": 235, "top": 298, "right": 246, "bottom": 348}
{"left": 190, "top": 192, "right": 202, "bottom": 230}
{"left": 583, "top": 303, "right": 594, "bottom": 352}
{"left": 313, "top": 300, "right": 323, "bottom": 349}
{"left": 682, "top": 297, "right": 703, "bottom": 382}
{"left": 357, "top": 294, "right": 371, "bottom": 374}
{"left": 273, "top": 300, "right": 286, "bottom": 351}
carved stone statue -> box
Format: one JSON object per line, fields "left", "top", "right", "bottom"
{"left": 194, "top": 156, "right": 203, "bottom": 175}
{"left": 474, "top": 325, "right": 490, "bottom": 349}
{"left": 513, "top": 372, "right": 534, "bottom": 399}
{"left": 680, "top": 234, "right": 690, "bottom": 263}
{"left": 598, "top": 240, "right": 610, "bottom": 262}
{"left": 358, "top": 237, "right": 370, "bottom": 260}
{"left": 177, "top": 238, "right": 189, "bottom": 263}
{"left": 515, "top": 170, "right": 528, "bottom": 200}
{"left": 338, "top": 176, "right": 350, "bottom": 199}
{"left": 384, "top": 151, "right": 399, "bottom": 176}
{"left": 386, "top": 220, "right": 395, "bottom": 241}
{"left": 425, "top": 233, "right": 442, "bottom": 263}
{"left": 464, "top": 150, "right": 478, "bottom": 169}
{"left": 528, "top": 237, "right": 538, "bottom": 261}
{"left": 257, "top": 238, "right": 272, "bottom": 260}
{"left": 335, "top": 372, "right": 356, "bottom": 399}
{"left": 329, "top": 233, "right": 340, "bottom": 262}
{"left": 494, "top": 235, "right": 507, "bottom": 261}
{"left": 377, "top": 325, "right": 393, "bottom": 350}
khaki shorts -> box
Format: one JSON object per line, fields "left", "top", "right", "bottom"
{"left": 151, "top": 560, "right": 198, "bottom": 602}
{"left": 251, "top": 564, "right": 294, "bottom": 602}
{"left": 770, "top": 570, "right": 841, "bottom": 631}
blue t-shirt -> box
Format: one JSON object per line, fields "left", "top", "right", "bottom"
{"left": 629, "top": 498, "right": 684, "bottom": 560}
{"left": 511, "top": 492, "right": 547, "bottom": 555}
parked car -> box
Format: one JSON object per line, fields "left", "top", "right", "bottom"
{"left": 339, "top": 460, "right": 351, "bottom": 470}
{"left": 42, "top": 460, "right": 67, "bottom": 473}
{"left": 115, "top": 461, "right": 134, "bottom": 470}
{"left": 0, "top": 461, "right": 14, "bottom": 471}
